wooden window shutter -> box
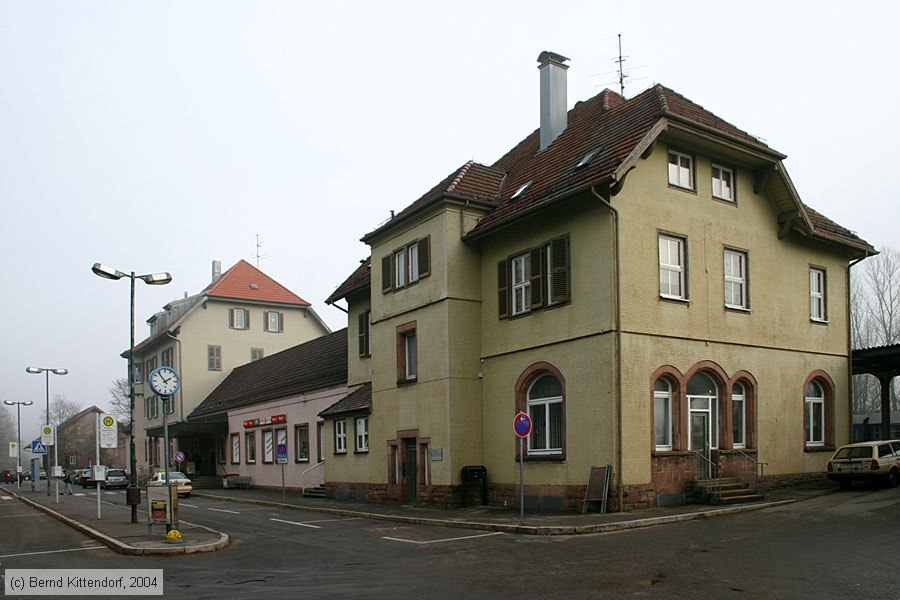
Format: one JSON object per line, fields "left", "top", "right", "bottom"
{"left": 245, "top": 309, "right": 250, "bottom": 329}
{"left": 550, "top": 236, "right": 570, "bottom": 303}
{"left": 228, "top": 308, "right": 235, "bottom": 328}
{"left": 497, "top": 260, "right": 509, "bottom": 319}
{"left": 418, "top": 236, "right": 430, "bottom": 278}
{"left": 396, "top": 331, "right": 406, "bottom": 381}
{"left": 382, "top": 255, "right": 392, "bottom": 293}
{"left": 264, "top": 311, "right": 270, "bottom": 331}
{"left": 358, "top": 312, "right": 368, "bottom": 357}
{"left": 529, "top": 247, "right": 543, "bottom": 309}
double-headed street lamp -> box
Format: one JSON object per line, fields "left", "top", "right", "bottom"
{"left": 4, "top": 400, "right": 33, "bottom": 489}
{"left": 25, "top": 366, "right": 68, "bottom": 497}
{"left": 92, "top": 263, "right": 172, "bottom": 524}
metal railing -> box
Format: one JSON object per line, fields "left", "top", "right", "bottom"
{"left": 691, "top": 447, "right": 722, "bottom": 503}
{"left": 300, "top": 460, "right": 325, "bottom": 495}
{"left": 136, "top": 464, "right": 152, "bottom": 485}
{"left": 733, "top": 449, "right": 767, "bottom": 498}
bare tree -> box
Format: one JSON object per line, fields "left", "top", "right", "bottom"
{"left": 47, "top": 394, "right": 82, "bottom": 428}
{"left": 851, "top": 246, "right": 900, "bottom": 413}
{"left": 0, "top": 405, "right": 15, "bottom": 468}
{"left": 108, "top": 378, "right": 131, "bottom": 426}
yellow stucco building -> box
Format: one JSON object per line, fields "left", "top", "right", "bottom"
{"left": 323, "top": 52, "right": 873, "bottom": 510}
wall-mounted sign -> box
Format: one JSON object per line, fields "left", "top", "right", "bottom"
{"left": 243, "top": 414, "right": 287, "bottom": 428}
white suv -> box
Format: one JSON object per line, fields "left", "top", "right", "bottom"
{"left": 826, "top": 440, "right": 900, "bottom": 489}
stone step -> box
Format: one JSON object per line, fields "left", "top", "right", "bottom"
{"left": 718, "top": 493, "right": 764, "bottom": 505}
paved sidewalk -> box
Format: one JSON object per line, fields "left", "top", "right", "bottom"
{"left": 2, "top": 480, "right": 837, "bottom": 555}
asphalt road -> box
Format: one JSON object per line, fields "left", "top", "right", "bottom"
{"left": 2, "top": 484, "right": 898, "bottom": 599}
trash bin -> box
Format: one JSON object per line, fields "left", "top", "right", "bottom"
{"left": 460, "top": 465, "right": 488, "bottom": 507}
{"left": 222, "top": 476, "right": 229, "bottom": 489}
{"left": 126, "top": 485, "right": 141, "bottom": 506}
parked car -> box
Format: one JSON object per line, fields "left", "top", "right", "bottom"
{"left": 73, "top": 469, "right": 91, "bottom": 486}
{"left": 0, "top": 469, "right": 17, "bottom": 484}
{"left": 826, "top": 440, "right": 900, "bottom": 489}
{"left": 101, "top": 469, "right": 128, "bottom": 490}
{"left": 147, "top": 471, "right": 192, "bottom": 497}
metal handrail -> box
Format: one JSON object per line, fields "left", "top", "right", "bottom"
{"left": 691, "top": 448, "right": 722, "bottom": 503}
{"left": 300, "top": 460, "right": 325, "bottom": 494}
{"left": 733, "top": 449, "right": 767, "bottom": 497}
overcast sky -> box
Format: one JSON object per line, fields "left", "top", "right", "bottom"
{"left": 2, "top": 1, "right": 898, "bottom": 440}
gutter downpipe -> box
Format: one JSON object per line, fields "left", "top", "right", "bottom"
{"left": 591, "top": 185, "right": 624, "bottom": 511}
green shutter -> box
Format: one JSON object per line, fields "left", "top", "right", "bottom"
{"left": 418, "top": 236, "right": 430, "bottom": 278}
{"left": 497, "top": 260, "right": 509, "bottom": 319}
{"left": 549, "top": 236, "right": 570, "bottom": 303}
{"left": 529, "top": 247, "right": 543, "bottom": 309}
{"left": 382, "top": 255, "right": 392, "bottom": 293}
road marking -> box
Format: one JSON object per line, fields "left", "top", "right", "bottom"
{"left": 1, "top": 496, "right": 12, "bottom": 500}
{"left": 0, "top": 546, "right": 106, "bottom": 559}
{"left": 179, "top": 503, "right": 198, "bottom": 508}
{"left": 73, "top": 493, "right": 86, "bottom": 496}
{"left": 300, "top": 517, "right": 362, "bottom": 524}
{"left": 383, "top": 532, "right": 505, "bottom": 545}
{"left": 270, "top": 517, "right": 321, "bottom": 529}
{"left": 208, "top": 508, "right": 240, "bottom": 515}
{"left": 0, "top": 513, "right": 43, "bottom": 519}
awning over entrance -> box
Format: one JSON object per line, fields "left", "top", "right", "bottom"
{"left": 852, "top": 344, "right": 900, "bottom": 439}
{"left": 146, "top": 419, "right": 226, "bottom": 438}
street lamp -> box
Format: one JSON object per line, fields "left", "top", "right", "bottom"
{"left": 25, "top": 366, "right": 67, "bottom": 498}
{"left": 4, "top": 400, "right": 34, "bottom": 489}
{"left": 92, "top": 262, "right": 172, "bottom": 523}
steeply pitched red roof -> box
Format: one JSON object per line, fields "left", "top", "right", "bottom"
{"left": 204, "top": 259, "right": 309, "bottom": 306}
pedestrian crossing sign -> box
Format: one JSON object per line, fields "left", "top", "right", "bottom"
{"left": 31, "top": 440, "right": 47, "bottom": 455}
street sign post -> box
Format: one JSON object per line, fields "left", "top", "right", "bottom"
{"left": 174, "top": 451, "right": 185, "bottom": 464}
{"left": 40, "top": 425, "right": 54, "bottom": 446}
{"left": 9, "top": 442, "right": 17, "bottom": 458}
{"left": 31, "top": 440, "right": 47, "bottom": 455}
{"left": 99, "top": 414, "right": 118, "bottom": 449}
{"left": 513, "top": 412, "right": 532, "bottom": 525}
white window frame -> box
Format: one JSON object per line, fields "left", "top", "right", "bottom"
{"left": 335, "top": 419, "right": 347, "bottom": 454}
{"left": 208, "top": 345, "right": 222, "bottom": 371}
{"left": 263, "top": 429, "right": 274, "bottom": 463}
{"left": 712, "top": 164, "right": 735, "bottom": 201}
{"left": 511, "top": 253, "right": 531, "bottom": 315}
{"left": 526, "top": 376, "right": 563, "bottom": 456}
{"left": 724, "top": 249, "right": 747, "bottom": 309}
{"left": 659, "top": 234, "right": 686, "bottom": 300}
{"left": 407, "top": 243, "right": 419, "bottom": 284}
{"left": 251, "top": 347, "right": 264, "bottom": 362}
{"left": 732, "top": 383, "right": 746, "bottom": 449}
{"left": 295, "top": 424, "right": 310, "bottom": 462}
{"left": 245, "top": 431, "right": 256, "bottom": 464}
{"left": 355, "top": 417, "right": 369, "bottom": 452}
{"left": 654, "top": 379, "right": 673, "bottom": 451}
{"left": 394, "top": 249, "right": 407, "bottom": 289}
{"left": 810, "top": 268, "right": 827, "bottom": 322}
{"left": 404, "top": 331, "right": 417, "bottom": 380}
{"left": 232, "top": 307, "right": 249, "bottom": 330}
{"left": 668, "top": 150, "right": 694, "bottom": 190}
{"left": 805, "top": 381, "right": 825, "bottom": 447}
{"left": 265, "top": 311, "right": 283, "bottom": 333}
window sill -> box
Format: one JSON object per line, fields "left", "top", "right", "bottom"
{"left": 725, "top": 306, "right": 751, "bottom": 314}
{"left": 295, "top": 459, "right": 310, "bottom": 464}
{"left": 810, "top": 318, "right": 829, "bottom": 325}
{"left": 516, "top": 453, "right": 565, "bottom": 463}
{"left": 712, "top": 195, "right": 736, "bottom": 205}
{"left": 397, "top": 378, "right": 418, "bottom": 386}
{"left": 667, "top": 183, "right": 697, "bottom": 194}
{"left": 334, "top": 451, "right": 347, "bottom": 456}
{"left": 660, "top": 295, "right": 690, "bottom": 305}
{"left": 354, "top": 449, "right": 369, "bottom": 455}
{"left": 652, "top": 450, "right": 693, "bottom": 457}
{"left": 804, "top": 445, "right": 834, "bottom": 453}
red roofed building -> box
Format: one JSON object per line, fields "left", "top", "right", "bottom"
{"left": 129, "top": 260, "right": 330, "bottom": 479}
{"left": 321, "top": 52, "right": 873, "bottom": 511}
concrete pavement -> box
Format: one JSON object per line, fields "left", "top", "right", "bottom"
{"left": 1, "top": 479, "right": 837, "bottom": 555}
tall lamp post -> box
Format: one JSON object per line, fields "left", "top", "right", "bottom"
{"left": 4, "top": 400, "right": 34, "bottom": 489}
{"left": 92, "top": 263, "right": 172, "bottom": 524}
{"left": 25, "top": 366, "right": 68, "bottom": 497}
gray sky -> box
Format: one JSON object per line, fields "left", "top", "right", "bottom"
{"left": 2, "top": 0, "right": 898, "bottom": 440}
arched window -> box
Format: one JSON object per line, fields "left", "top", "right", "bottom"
{"left": 527, "top": 374, "right": 564, "bottom": 456}
{"left": 687, "top": 373, "right": 718, "bottom": 451}
{"left": 732, "top": 382, "right": 746, "bottom": 449}
{"left": 654, "top": 378, "right": 673, "bottom": 451}
{"left": 805, "top": 380, "right": 825, "bottom": 446}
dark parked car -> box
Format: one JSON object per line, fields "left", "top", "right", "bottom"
{"left": 0, "top": 469, "right": 17, "bottom": 484}
{"left": 73, "top": 468, "right": 91, "bottom": 486}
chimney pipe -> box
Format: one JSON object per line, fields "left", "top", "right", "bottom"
{"left": 211, "top": 260, "right": 222, "bottom": 283}
{"left": 537, "top": 51, "right": 570, "bottom": 151}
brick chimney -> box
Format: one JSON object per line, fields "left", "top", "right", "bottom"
{"left": 537, "top": 51, "right": 570, "bottom": 151}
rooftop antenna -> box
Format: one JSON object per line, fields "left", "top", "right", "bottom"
{"left": 254, "top": 234, "right": 268, "bottom": 268}
{"left": 615, "top": 34, "right": 627, "bottom": 96}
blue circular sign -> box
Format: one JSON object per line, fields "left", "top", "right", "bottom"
{"left": 514, "top": 412, "right": 532, "bottom": 438}
{"left": 174, "top": 451, "right": 185, "bottom": 463}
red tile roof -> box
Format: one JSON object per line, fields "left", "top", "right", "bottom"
{"left": 204, "top": 259, "right": 309, "bottom": 306}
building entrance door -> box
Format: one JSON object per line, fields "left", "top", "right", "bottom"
{"left": 690, "top": 411, "right": 710, "bottom": 479}
{"left": 404, "top": 439, "right": 417, "bottom": 504}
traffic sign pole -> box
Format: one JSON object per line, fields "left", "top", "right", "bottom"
{"left": 513, "top": 412, "right": 532, "bottom": 525}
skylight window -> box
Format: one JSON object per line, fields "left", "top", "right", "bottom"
{"left": 576, "top": 149, "right": 599, "bottom": 169}
{"left": 511, "top": 181, "right": 532, "bottom": 200}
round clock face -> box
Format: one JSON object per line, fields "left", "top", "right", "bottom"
{"left": 148, "top": 367, "right": 180, "bottom": 397}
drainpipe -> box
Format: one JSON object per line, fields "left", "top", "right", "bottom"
{"left": 591, "top": 185, "right": 623, "bottom": 511}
